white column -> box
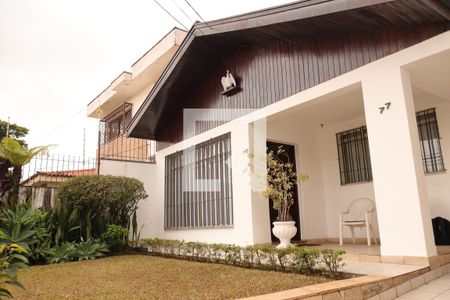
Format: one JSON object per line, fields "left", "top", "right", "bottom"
{"left": 249, "top": 118, "right": 271, "bottom": 244}
{"left": 229, "top": 121, "right": 256, "bottom": 245}
{"left": 362, "top": 67, "right": 437, "bottom": 257}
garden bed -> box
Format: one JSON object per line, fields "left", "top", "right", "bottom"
{"left": 12, "top": 255, "right": 329, "bottom": 299}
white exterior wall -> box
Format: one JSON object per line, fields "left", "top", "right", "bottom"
{"left": 318, "top": 117, "right": 378, "bottom": 240}
{"left": 267, "top": 121, "right": 328, "bottom": 240}
{"left": 98, "top": 159, "right": 155, "bottom": 237}
{"left": 415, "top": 97, "right": 450, "bottom": 221}
{"left": 135, "top": 120, "right": 259, "bottom": 246}
{"left": 128, "top": 31, "right": 450, "bottom": 256}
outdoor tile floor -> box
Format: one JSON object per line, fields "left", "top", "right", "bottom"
{"left": 316, "top": 243, "right": 450, "bottom": 257}
{"left": 396, "top": 273, "right": 450, "bottom": 299}
{"left": 342, "top": 261, "right": 424, "bottom": 277}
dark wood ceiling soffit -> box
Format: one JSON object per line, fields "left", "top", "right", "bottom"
{"left": 127, "top": 0, "right": 450, "bottom": 140}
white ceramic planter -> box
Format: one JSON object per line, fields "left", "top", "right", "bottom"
{"left": 272, "top": 221, "right": 297, "bottom": 248}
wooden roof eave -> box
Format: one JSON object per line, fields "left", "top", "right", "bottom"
{"left": 126, "top": 0, "right": 450, "bottom": 140}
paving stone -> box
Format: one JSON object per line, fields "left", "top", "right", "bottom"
{"left": 395, "top": 280, "right": 412, "bottom": 296}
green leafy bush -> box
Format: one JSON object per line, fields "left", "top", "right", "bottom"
{"left": 291, "top": 247, "right": 320, "bottom": 275}
{"left": 44, "top": 242, "right": 77, "bottom": 264}
{"left": 100, "top": 224, "right": 128, "bottom": 251}
{"left": 0, "top": 206, "right": 40, "bottom": 249}
{"left": 0, "top": 238, "right": 29, "bottom": 298}
{"left": 75, "top": 240, "right": 109, "bottom": 261}
{"left": 54, "top": 175, "right": 147, "bottom": 243}
{"left": 44, "top": 240, "right": 109, "bottom": 264}
{"left": 321, "top": 249, "right": 345, "bottom": 278}
{"left": 0, "top": 206, "right": 52, "bottom": 264}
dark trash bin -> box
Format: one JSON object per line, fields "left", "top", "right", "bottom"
{"left": 432, "top": 217, "right": 450, "bottom": 245}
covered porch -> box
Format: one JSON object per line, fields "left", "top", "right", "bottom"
{"left": 243, "top": 31, "right": 450, "bottom": 263}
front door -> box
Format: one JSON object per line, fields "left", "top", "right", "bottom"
{"left": 266, "top": 141, "right": 301, "bottom": 242}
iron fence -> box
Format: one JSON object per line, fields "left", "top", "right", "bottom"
{"left": 19, "top": 153, "right": 96, "bottom": 208}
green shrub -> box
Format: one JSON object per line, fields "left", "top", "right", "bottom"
{"left": 44, "top": 240, "right": 110, "bottom": 264}
{"left": 242, "top": 246, "right": 257, "bottom": 268}
{"left": 100, "top": 224, "right": 128, "bottom": 252}
{"left": 321, "top": 249, "right": 345, "bottom": 278}
{"left": 291, "top": 247, "right": 320, "bottom": 275}
{"left": 44, "top": 242, "right": 77, "bottom": 264}
{"left": 75, "top": 240, "right": 109, "bottom": 261}
{"left": 0, "top": 206, "right": 40, "bottom": 249}
{"left": 209, "top": 243, "right": 224, "bottom": 262}
{"left": 224, "top": 245, "right": 241, "bottom": 265}
{"left": 258, "top": 245, "right": 278, "bottom": 270}
{"left": 0, "top": 206, "right": 52, "bottom": 264}
{"left": 0, "top": 239, "right": 29, "bottom": 298}
{"left": 55, "top": 175, "right": 147, "bottom": 243}
{"left": 276, "top": 247, "right": 295, "bottom": 271}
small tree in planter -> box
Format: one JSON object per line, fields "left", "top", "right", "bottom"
{"left": 248, "top": 146, "right": 308, "bottom": 248}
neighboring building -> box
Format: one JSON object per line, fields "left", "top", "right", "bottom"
{"left": 91, "top": 0, "right": 450, "bottom": 263}
{"left": 87, "top": 27, "right": 187, "bottom": 164}
{"left": 20, "top": 169, "right": 95, "bottom": 208}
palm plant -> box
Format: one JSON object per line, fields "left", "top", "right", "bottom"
{"left": 0, "top": 137, "right": 51, "bottom": 204}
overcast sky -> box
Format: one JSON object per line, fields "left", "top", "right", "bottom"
{"left": 0, "top": 0, "right": 292, "bottom": 157}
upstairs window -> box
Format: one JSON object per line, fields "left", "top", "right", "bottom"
{"left": 416, "top": 108, "right": 445, "bottom": 173}
{"left": 336, "top": 126, "right": 372, "bottom": 185}
{"left": 101, "top": 103, "right": 132, "bottom": 144}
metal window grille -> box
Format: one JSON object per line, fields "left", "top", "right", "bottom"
{"left": 164, "top": 133, "right": 233, "bottom": 229}
{"left": 100, "top": 103, "right": 133, "bottom": 144}
{"left": 336, "top": 126, "right": 372, "bottom": 185}
{"left": 416, "top": 108, "right": 445, "bottom": 173}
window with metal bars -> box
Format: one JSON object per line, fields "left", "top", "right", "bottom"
{"left": 336, "top": 126, "right": 372, "bottom": 185}
{"left": 164, "top": 133, "right": 233, "bottom": 229}
{"left": 416, "top": 108, "right": 445, "bottom": 173}
{"left": 101, "top": 103, "right": 132, "bottom": 144}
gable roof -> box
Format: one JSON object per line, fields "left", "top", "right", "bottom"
{"left": 127, "top": 0, "right": 450, "bottom": 140}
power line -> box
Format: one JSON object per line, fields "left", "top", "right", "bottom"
{"left": 32, "top": 107, "right": 85, "bottom": 144}
{"left": 152, "top": 0, "right": 189, "bottom": 31}
{"left": 171, "top": 0, "right": 195, "bottom": 24}
{"left": 171, "top": 0, "right": 207, "bottom": 35}
{"left": 183, "top": 0, "right": 213, "bottom": 30}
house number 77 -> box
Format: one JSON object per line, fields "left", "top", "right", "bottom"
{"left": 379, "top": 102, "right": 391, "bottom": 114}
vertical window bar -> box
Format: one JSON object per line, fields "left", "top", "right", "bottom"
{"left": 164, "top": 133, "right": 233, "bottom": 229}
{"left": 336, "top": 126, "right": 372, "bottom": 185}
{"left": 416, "top": 108, "right": 445, "bottom": 174}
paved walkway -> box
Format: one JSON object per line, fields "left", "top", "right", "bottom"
{"left": 396, "top": 273, "right": 450, "bottom": 299}
{"left": 342, "top": 260, "right": 423, "bottom": 277}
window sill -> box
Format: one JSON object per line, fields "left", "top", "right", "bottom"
{"left": 340, "top": 180, "right": 373, "bottom": 187}
{"left": 164, "top": 225, "right": 234, "bottom": 231}
{"left": 425, "top": 170, "right": 447, "bottom": 176}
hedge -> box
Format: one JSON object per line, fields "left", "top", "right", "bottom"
{"left": 143, "top": 238, "right": 345, "bottom": 279}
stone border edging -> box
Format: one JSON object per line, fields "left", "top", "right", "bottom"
{"left": 241, "top": 263, "right": 450, "bottom": 300}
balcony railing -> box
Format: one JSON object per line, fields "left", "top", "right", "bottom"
{"left": 99, "top": 103, "right": 155, "bottom": 163}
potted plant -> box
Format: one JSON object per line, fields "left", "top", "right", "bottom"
{"left": 264, "top": 146, "right": 308, "bottom": 248}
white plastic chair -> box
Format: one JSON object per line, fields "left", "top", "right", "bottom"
{"left": 339, "top": 198, "right": 378, "bottom": 246}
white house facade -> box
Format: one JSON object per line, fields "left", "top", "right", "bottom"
{"left": 88, "top": 0, "right": 450, "bottom": 263}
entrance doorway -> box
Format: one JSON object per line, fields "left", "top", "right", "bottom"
{"left": 267, "top": 141, "right": 301, "bottom": 242}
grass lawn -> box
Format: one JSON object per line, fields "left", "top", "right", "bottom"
{"left": 11, "top": 255, "right": 329, "bottom": 299}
